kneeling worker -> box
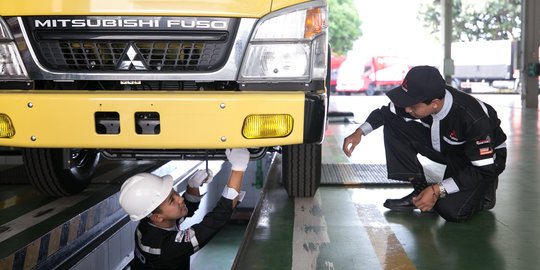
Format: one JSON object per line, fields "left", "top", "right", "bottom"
{"left": 342, "top": 66, "right": 507, "bottom": 222}
{"left": 119, "top": 148, "right": 250, "bottom": 269}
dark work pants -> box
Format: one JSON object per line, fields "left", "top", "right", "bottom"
{"left": 382, "top": 111, "right": 490, "bottom": 222}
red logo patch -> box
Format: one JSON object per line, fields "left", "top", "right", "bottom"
{"left": 402, "top": 79, "right": 408, "bottom": 92}
{"left": 449, "top": 130, "right": 458, "bottom": 140}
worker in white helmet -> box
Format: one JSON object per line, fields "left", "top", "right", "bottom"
{"left": 119, "top": 148, "right": 250, "bottom": 270}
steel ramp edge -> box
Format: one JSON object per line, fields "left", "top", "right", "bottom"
{"left": 0, "top": 160, "right": 203, "bottom": 270}
{"left": 232, "top": 154, "right": 295, "bottom": 269}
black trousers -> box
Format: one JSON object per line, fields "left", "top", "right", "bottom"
{"left": 381, "top": 111, "right": 498, "bottom": 222}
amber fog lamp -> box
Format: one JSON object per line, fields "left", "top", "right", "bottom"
{"left": 242, "top": 114, "right": 293, "bottom": 139}
{"left": 0, "top": 114, "right": 16, "bottom": 138}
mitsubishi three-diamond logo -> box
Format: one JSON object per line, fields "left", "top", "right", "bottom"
{"left": 116, "top": 44, "right": 148, "bottom": 70}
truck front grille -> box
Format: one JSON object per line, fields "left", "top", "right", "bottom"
{"left": 36, "top": 40, "right": 226, "bottom": 72}
{"left": 23, "top": 16, "right": 238, "bottom": 73}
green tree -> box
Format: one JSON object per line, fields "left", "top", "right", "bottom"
{"left": 418, "top": 0, "right": 521, "bottom": 42}
{"left": 328, "top": 0, "right": 362, "bottom": 55}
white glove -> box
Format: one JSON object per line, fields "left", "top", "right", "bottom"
{"left": 187, "top": 169, "right": 214, "bottom": 188}
{"left": 226, "top": 148, "right": 250, "bottom": 171}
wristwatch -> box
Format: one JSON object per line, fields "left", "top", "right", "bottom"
{"left": 438, "top": 182, "right": 447, "bottom": 198}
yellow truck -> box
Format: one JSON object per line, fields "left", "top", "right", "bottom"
{"left": 0, "top": 0, "right": 329, "bottom": 197}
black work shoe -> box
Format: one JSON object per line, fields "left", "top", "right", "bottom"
{"left": 482, "top": 179, "right": 498, "bottom": 210}
{"left": 383, "top": 191, "right": 417, "bottom": 212}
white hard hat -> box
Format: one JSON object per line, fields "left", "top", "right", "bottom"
{"left": 119, "top": 173, "right": 173, "bottom": 221}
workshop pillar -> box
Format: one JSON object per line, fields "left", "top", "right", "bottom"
{"left": 441, "top": 0, "right": 454, "bottom": 84}
{"left": 521, "top": 0, "right": 540, "bottom": 108}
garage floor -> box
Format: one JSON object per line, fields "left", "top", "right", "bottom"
{"left": 197, "top": 94, "right": 540, "bottom": 270}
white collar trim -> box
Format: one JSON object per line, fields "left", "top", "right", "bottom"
{"left": 432, "top": 89, "right": 452, "bottom": 120}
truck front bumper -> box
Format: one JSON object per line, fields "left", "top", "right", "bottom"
{"left": 0, "top": 90, "right": 326, "bottom": 149}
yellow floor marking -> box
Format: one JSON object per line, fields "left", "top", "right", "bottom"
{"left": 355, "top": 204, "right": 416, "bottom": 270}
{"left": 0, "top": 190, "right": 40, "bottom": 210}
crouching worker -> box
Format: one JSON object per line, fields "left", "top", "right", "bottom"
{"left": 343, "top": 66, "right": 507, "bottom": 222}
{"left": 119, "top": 148, "right": 250, "bottom": 270}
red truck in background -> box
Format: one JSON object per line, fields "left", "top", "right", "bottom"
{"left": 336, "top": 55, "right": 410, "bottom": 95}
{"left": 330, "top": 55, "right": 346, "bottom": 93}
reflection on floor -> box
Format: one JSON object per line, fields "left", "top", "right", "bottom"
{"left": 195, "top": 94, "right": 540, "bottom": 270}
{"left": 190, "top": 221, "right": 248, "bottom": 270}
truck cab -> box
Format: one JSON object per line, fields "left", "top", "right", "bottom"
{"left": 361, "top": 56, "right": 410, "bottom": 95}
{"left": 336, "top": 55, "right": 409, "bottom": 95}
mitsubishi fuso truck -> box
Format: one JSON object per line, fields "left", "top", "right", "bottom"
{"left": 0, "top": 0, "right": 329, "bottom": 197}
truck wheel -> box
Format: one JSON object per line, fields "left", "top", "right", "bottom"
{"left": 22, "top": 148, "right": 100, "bottom": 196}
{"left": 451, "top": 78, "right": 460, "bottom": 89}
{"left": 282, "top": 143, "right": 321, "bottom": 197}
{"left": 366, "top": 83, "right": 376, "bottom": 96}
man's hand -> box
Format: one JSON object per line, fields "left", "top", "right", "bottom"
{"left": 342, "top": 128, "right": 364, "bottom": 157}
{"left": 187, "top": 169, "right": 214, "bottom": 188}
{"left": 412, "top": 186, "right": 438, "bottom": 212}
{"left": 226, "top": 148, "right": 250, "bottom": 172}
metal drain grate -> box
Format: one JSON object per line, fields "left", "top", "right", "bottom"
{"left": 321, "top": 164, "right": 439, "bottom": 185}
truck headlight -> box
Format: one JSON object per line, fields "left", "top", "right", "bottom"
{"left": 241, "top": 44, "right": 310, "bottom": 79}
{"left": 239, "top": 2, "right": 328, "bottom": 83}
{"left": 0, "top": 18, "right": 28, "bottom": 79}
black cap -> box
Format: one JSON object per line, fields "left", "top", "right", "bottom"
{"left": 386, "top": 65, "right": 446, "bottom": 108}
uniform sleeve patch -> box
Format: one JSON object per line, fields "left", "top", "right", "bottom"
{"left": 479, "top": 147, "right": 493, "bottom": 155}
{"left": 175, "top": 228, "right": 200, "bottom": 251}
{"left": 175, "top": 229, "right": 191, "bottom": 243}
{"left": 183, "top": 229, "right": 193, "bottom": 243}
{"left": 476, "top": 135, "right": 491, "bottom": 145}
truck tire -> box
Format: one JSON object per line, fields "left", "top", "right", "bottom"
{"left": 366, "top": 83, "right": 376, "bottom": 96}
{"left": 22, "top": 148, "right": 100, "bottom": 196}
{"left": 326, "top": 45, "right": 331, "bottom": 109}
{"left": 282, "top": 143, "right": 321, "bottom": 197}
